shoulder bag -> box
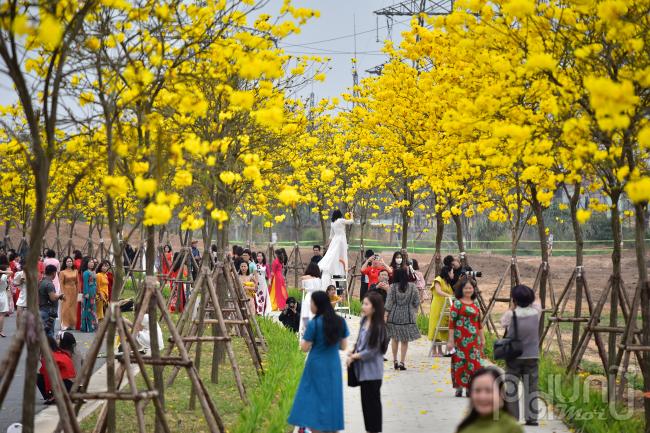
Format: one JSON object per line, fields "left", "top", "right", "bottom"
{"left": 493, "top": 311, "right": 524, "bottom": 361}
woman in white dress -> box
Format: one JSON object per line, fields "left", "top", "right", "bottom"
{"left": 318, "top": 209, "right": 354, "bottom": 290}
{"left": 255, "top": 252, "right": 272, "bottom": 315}
{"left": 299, "top": 262, "right": 323, "bottom": 337}
{"left": 0, "top": 265, "right": 11, "bottom": 337}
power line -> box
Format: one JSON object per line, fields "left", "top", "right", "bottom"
{"left": 278, "top": 17, "right": 412, "bottom": 48}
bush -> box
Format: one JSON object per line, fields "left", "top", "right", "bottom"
{"left": 232, "top": 318, "right": 305, "bottom": 433}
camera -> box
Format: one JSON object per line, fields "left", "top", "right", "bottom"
{"left": 465, "top": 270, "right": 482, "bottom": 278}
{"left": 408, "top": 259, "right": 413, "bottom": 266}
{"left": 374, "top": 254, "right": 380, "bottom": 260}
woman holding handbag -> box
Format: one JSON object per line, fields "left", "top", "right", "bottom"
{"left": 499, "top": 284, "right": 541, "bottom": 426}
{"left": 347, "top": 291, "right": 388, "bottom": 433}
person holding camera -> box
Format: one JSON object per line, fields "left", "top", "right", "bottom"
{"left": 444, "top": 254, "right": 482, "bottom": 286}
{"left": 39, "top": 264, "right": 65, "bottom": 337}
{"left": 279, "top": 297, "right": 301, "bottom": 333}
{"left": 361, "top": 254, "right": 391, "bottom": 299}
{"left": 500, "top": 285, "right": 541, "bottom": 426}
{"left": 368, "top": 269, "right": 390, "bottom": 303}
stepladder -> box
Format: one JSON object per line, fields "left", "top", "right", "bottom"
{"left": 429, "top": 296, "right": 454, "bottom": 357}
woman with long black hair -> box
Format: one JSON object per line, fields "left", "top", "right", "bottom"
{"left": 455, "top": 367, "right": 523, "bottom": 433}
{"left": 347, "top": 291, "right": 388, "bottom": 433}
{"left": 288, "top": 291, "right": 349, "bottom": 433}
{"left": 385, "top": 268, "right": 420, "bottom": 370}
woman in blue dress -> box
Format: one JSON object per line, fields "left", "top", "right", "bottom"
{"left": 289, "top": 290, "right": 349, "bottom": 432}
{"left": 80, "top": 257, "right": 98, "bottom": 332}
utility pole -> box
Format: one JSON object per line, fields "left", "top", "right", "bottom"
{"left": 366, "top": 0, "right": 454, "bottom": 75}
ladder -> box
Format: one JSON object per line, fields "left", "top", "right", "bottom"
{"left": 332, "top": 275, "right": 351, "bottom": 318}
{"left": 429, "top": 296, "right": 454, "bottom": 356}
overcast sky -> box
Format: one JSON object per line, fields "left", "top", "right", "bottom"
{"left": 267, "top": 0, "right": 412, "bottom": 103}
{"left": 0, "top": 2, "right": 410, "bottom": 106}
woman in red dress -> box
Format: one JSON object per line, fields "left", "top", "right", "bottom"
{"left": 269, "top": 249, "right": 288, "bottom": 311}
{"left": 161, "top": 245, "right": 173, "bottom": 277}
{"left": 447, "top": 276, "right": 486, "bottom": 397}
{"left": 73, "top": 250, "right": 84, "bottom": 330}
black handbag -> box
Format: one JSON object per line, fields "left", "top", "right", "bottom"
{"left": 348, "top": 327, "right": 362, "bottom": 388}
{"left": 493, "top": 311, "right": 524, "bottom": 360}
{"left": 347, "top": 363, "right": 360, "bottom": 387}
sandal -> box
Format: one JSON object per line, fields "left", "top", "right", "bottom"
{"left": 455, "top": 388, "right": 463, "bottom": 398}
{"left": 398, "top": 362, "right": 406, "bottom": 371}
{"left": 0, "top": 333, "right": 6, "bottom": 338}
{"left": 394, "top": 361, "right": 399, "bottom": 370}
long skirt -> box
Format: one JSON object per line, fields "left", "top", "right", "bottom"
{"left": 80, "top": 298, "right": 97, "bottom": 332}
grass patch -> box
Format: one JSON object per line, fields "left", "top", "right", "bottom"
{"left": 482, "top": 334, "right": 644, "bottom": 433}
{"left": 232, "top": 318, "right": 305, "bottom": 433}
{"left": 80, "top": 317, "right": 297, "bottom": 432}
{"left": 417, "top": 313, "right": 429, "bottom": 336}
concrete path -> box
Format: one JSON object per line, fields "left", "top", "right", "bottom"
{"left": 0, "top": 314, "right": 105, "bottom": 432}
{"left": 342, "top": 317, "right": 572, "bottom": 433}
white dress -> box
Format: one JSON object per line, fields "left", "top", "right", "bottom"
{"left": 299, "top": 278, "right": 322, "bottom": 337}
{"left": 318, "top": 218, "right": 354, "bottom": 290}
{"left": 14, "top": 271, "right": 27, "bottom": 308}
{"left": 0, "top": 274, "right": 9, "bottom": 313}
{"left": 255, "top": 264, "right": 272, "bottom": 315}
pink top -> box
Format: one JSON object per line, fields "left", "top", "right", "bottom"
{"left": 43, "top": 257, "right": 61, "bottom": 293}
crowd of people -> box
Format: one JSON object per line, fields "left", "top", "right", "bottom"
{"left": 0, "top": 216, "right": 541, "bottom": 432}
{"left": 283, "top": 214, "right": 541, "bottom": 433}
{"left": 0, "top": 247, "right": 117, "bottom": 338}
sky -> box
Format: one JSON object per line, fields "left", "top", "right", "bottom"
{"left": 0, "top": 1, "right": 412, "bottom": 106}
{"left": 266, "top": 0, "right": 413, "bottom": 102}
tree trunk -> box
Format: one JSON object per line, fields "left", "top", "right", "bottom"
{"left": 530, "top": 187, "right": 549, "bottom": 336}
{"left": 400, "top": 209, "right": 410, "bottom": 250}
{"left": 632, "top": 202, "right": 650, "bottom": 432}
{"left": 608, "top": 192, "right": 623, "bottom": 404}
{"left": 510, "top": 225, "right": 518, "bottom": 289}
{"left": 434, "top": 210, "right": 444, "bottom": 276}
{"left": 452, "top": 213, "right": 467, "bottom": 266}
{"left": 319, "top": 213, "right": 328, "bottom": 247}
{"left": 293, "top": 210, "right": 301, "bottom": 288}
{"left": 566, "top": 183, "right": 585, "bottom": 353}
{"left": 22, "top": 158, "right": 50, "bottom": 433}
{"left": 146, "top": 225, "right": 165, "bottom": 433}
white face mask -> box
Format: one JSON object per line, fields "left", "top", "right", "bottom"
{"left": 395, "top": 258, "right": 403, "bottom": 265}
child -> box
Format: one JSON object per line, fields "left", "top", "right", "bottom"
{"left": 326, "top": 284, "right": 341, "bottom": 308}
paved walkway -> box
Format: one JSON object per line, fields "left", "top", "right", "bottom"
{"left": 342, "top": 317, "right": 572, "bottom": 433}
{"left": 0, "top": 315, "right": 104, "bottom": 431}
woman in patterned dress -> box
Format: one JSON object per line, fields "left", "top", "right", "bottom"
{"left": 80, "top": 257, "right": 98, "bottom": 332}
{"left": 385, "top": 268, "right": 421, "bottom": 371}
{"left": 254, "top": 252, "right": 272, "bottom": 315}
{"left": 447, "top": 276, "right": 486, "bottom": 397}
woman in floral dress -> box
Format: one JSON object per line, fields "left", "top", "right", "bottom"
{"left": 80, "top": 257, "right": 98, "bottom": 332}
{"left": 447, "top": 276, "right": 486, "bottom": 397}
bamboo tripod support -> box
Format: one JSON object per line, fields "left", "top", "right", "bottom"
{"left": 0, "top": 311, "right": 82, "bottom": 433}
{"left": 566, "top": 275, "right": 644, "bottom": 386}
{"left": 539, "top": 266, "right": 608, "bottom": 366}
{"left": 165, "top": 258, "right": 265, "bottom": 402}
{"left": 481, "top": 257, "right": 522, "bottom": 335}
{"left": 286, "top": 243, "right": 305, "bottom": 289}
{"left": 60, "top": 279, "right": 225, "bottom": 433}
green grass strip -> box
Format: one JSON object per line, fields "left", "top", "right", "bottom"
{"left": 231, "top": 318, "right": 305, "bottom": 433}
